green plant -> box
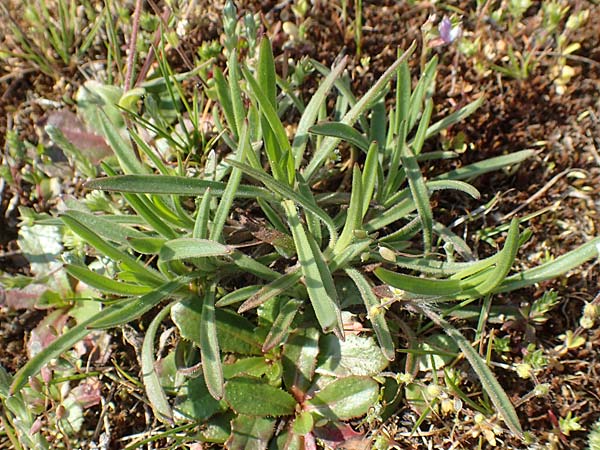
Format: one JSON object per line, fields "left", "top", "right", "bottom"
{"left": 9, "top": 6, "right": 600, "bottom": 448}
{"left": 589, "top": 418, "right": 600, "bottom": 450}
{"left": 0, "top": 0, "right": 104, "bottom": 78}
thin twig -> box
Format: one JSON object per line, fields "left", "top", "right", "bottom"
{"left": 124, "top": 0, "right": 143, "bottom": 93}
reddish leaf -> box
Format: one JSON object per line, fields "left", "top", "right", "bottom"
{"left": 313, "top": 422, "right": 365, "bottom": 449}
{"left": 70, "top": 377, "right": 101, "bottom": 409}
{"left": 1, "top": 284, "right": 47, "bottom": 310}
{"left": 45, "top": 110, "right": 112, "bottom": 163}
{"left": 27, "top": 310, "right": 70, "bottom": 358}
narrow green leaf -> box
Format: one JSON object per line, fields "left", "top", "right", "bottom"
{"left": 10, "top": 315, "right": 96, "bottom": 394}
{"left": 142, "top": 304, "right": 173, "bottom": 423}
{"left": 407, "top": 57, "right": 437, "bottom": 131}
{"left": 62, "top": 209, "right": 144, "bottom": 244}
{"left": 289, "top": 182, "right": 318, "bottom": 250}
{"left": 228, "top": 49, "right": 246, "bottom": 140}
{"left": 304, "top": 42, "right": 416, "bottom": 180}
{"left": 410, "top": 98, "right": 434, "bottom": 156}
{"left": 434, "top": 150, "right": 536, "bottom": 181}
{"left": 283, "top": 200, "right": 343, "bottom": 337}
{"left": 200, "top": 286, "right": 224, "bottom": 400}
{"left": 214, "top": 67, "right": 238, "bottom": 138}
{"left": 282, "top": 327, "right": 320, "bottom": 398}
{"left": 238, "top": 269, "right": 302, "bottom": 313}
{"left": 309, "top": 122, "right": 370, "bottom": 152}
{"left": 64, "top": 264, "right": 152, "bottom": 296}
{"left": 61, "top": 214, "right": 163, "bottom": 283}
{"left": 262, "top": 298, "right": 303, "bottom": 352}
{"left": 423, "top": 96, "right": 484, "bottom": 141}
{"left": 215, "top": 285, "right": 262, "bottom": 308}
{"left": 463, "top": 219, "right": 520, "bottom": 296}
{"left": 257, "top": 37, "right": 277, "bottom": 107}
{"left": 85, "top": 175, "right": 274, "bottom": 201}
{"left": 193, "top": 189, "right": 212, "bottom": 239}
{"left": 334, "top": 164, "right": 364, "bottom": 254}
{"left": 228, "top": 251, "right": 281, "bottom": 282}
{"left": 374, "top": 268, "right": 464, "bottom": 297}
{"left": 361, "top": 142, "right": 379, "bottom": 218}
{"left": 128, "top": 237, "right": 166, "bottom": 254}
{"left": 91, "top": 278, "right": 185, "bottom": 329}
{"left": 173, "top": 299, "right": 262, "bottom": 355}
{"left": 427, "top": 180, "right": 481, "bottom": 199}
{"left": 159, "top": 238, "right": 233, "bottom": 262}
{"left": 228, "top": 160, "right": 338, "bottom": 246}
{"left": 306, "top": 376, "right": 379, "bottom": 420}
{"left": 97, "top": 112, "right": 147, "bottom": 175}
{"left": 242, "top": 66, "right": 293, "bottom": 182}
{"left": 345, "top": 268, "right": 395, "bottom": 361}
{"left": 419, "top": 307, "right": 524, "bottom": 438}
{"left": 224, "top": 377, "right": 296, "bottom": 416}
{"left": 497, "top": 237, "right": 600, "bottom": 293}
{"left": 292, "top": 57, "right": 348, "bottom": 168}
{"left": 210, "top": 123, "right": 248, "bottom": 242}
{"left": 401, "top": 145, "right": 433, "bottom": 252}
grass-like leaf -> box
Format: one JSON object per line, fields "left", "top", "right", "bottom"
{"left": 85, "top": 175, "right": 274, "bottom": 201}
{"left": 228, "top": 160, "right": 338, "bottom": 246}
{"left": 334, "top": 165, "right": 364, "bottom": 254}
{"left": 90, "top": 278, "right": 186, "bottom": 329}
{"left": 97, "top": 111, "right": 147, "bottom": 175}
{"left": 10, "top": 315, "right": 96, "bottom": 394}
{"left": 61, "top": 214, "right": 163, "bottom": 283}
{"left": 345, "top": 268, "right": 395, "bottom": 361}
{"left": 304, "top": 41, "right": 416, "bottom": 180}
{"left": 262, "top": 298, "right": 303, "bottom": 352}
{"left": 401, "top": 145, "right": 433, "bottom": 253}
{"left": 497, "top": 236, "right": 600, "bottom": 293}
{"left": 309, "top": 122, "right": 370, "bottom": 153}
{"left": 418, "top": 306, "right": 524, "bottom": 439}
{"left": 211, "top": 123, "right": 249, "bottom": 242}
{"left": 142, "top": 304, "right": 174, "bottom": 423}
{"left": 283, "top": 200, "right": 344, "bottom": 337}
{"left": 159, "top": 238, "right": 233, "bottom": 262}
{"left": 201, "top": 286, "right": 224, "bottom": 400}
{"left": 434, "top": 149, "right": 536, "bottom": 181}
{"left": 64, "top": 264, "right": 152, "bottom": 296}
{"left": 292, "top": 57, "right": 348, "bottom": 168}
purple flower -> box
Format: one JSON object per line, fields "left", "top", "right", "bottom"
{"left": 439, "top": 16, "right": 461, "bottom": 45}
